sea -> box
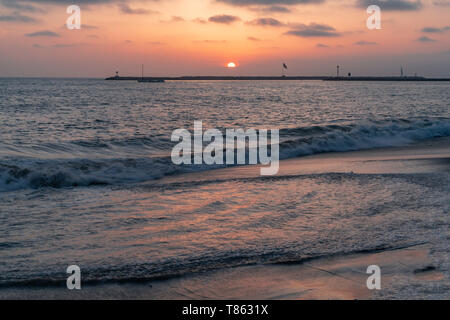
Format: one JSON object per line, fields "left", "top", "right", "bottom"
{"left": 0, "top": 78, "right": 449, "bottom": 299}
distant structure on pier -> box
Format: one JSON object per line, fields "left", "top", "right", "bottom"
{"left": 282, "top": 63, "right": 288, "bottom": 77}
{"left": 337, "top": 65, "right": 340, "bottom": 77}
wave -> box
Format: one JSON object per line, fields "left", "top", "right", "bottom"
{"left": 0, "top": 157, "right": 182, "bottom": 192}
{"left": 278, "top": 117, "right": 450, "bottom": 158}
{"left": 1, "top": 117, "right": 449, "bottom": 192}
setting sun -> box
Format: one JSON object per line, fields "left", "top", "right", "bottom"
{"left": 227, "top": 62, "right": 237, "bottom": 68}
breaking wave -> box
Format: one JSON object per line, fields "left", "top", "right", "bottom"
{"left": 1, "top": 117, "right": 450, "bottom": 192}
{"left": 278, "top": 117, "right": 450, "bottom": 158}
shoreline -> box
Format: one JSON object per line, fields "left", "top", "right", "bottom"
{"left": 0, "top": 243, "right": 442, "bottom": 300}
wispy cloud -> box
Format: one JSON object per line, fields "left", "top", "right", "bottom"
{"left": 246, "top": 18, "right": 284, "bottom": 27}
{"left": 421, "top": 26, "right": 450, "bottom": 33}
{"left": 25, "top": 30, "right": 59, "bottom": 37}
{"left": 193, "top": 39, "right": 228, "bottom": 43}
{"left": 159, "top": 16, "right": 186, "bottom": 23}
{"left": 254, "top": 5, "right": 292, "bottom": 13}
{"left": 33, "top": 42, "right": 88, "bottom": 48}
{"left": 432, "top": 0, "right": 450, "bottom": 7}
{"left": 355, "top": 40, "right": 378, "bottom": 45}
{"left": 83, "top": 24, "right": 99, "bottom": 30}
{"left": 60, "top": 24, "right": 98, "bottom": 30}
{"left": 118, "top": 3, "right": 157, "bottom": 15}
{"left": 216, "top": 0, "right": 324, "bottom": 6}
{"left": 417, "top": 36, "right": 437, "bottom": 42}
{"left": 0, "top": 12, "right": 38, "bottom": 23}
{"left": 53, "top": 43, "right": 81, "bottom": 48}
{"left": 0, "top": 0, "right": 45, "bottom": 13}
{"left": 285, "top": 23, "right": 340, "bottom": 37}
{"left": 193, "top": 18, "right": 208, "bottom": 24}
{"left": 171, "top": 16, "right": 185, "bottom": 22}
{"left": 208, "top": 15, "right": 241, "bottom": 24}
{"left": 5, "top": 0, "right": 151, "bottom": 4}
{"left": 356, "top": 0, "right": 423, "bottom": 11}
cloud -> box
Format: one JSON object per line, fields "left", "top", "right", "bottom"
{"left": 285, "top": 23, "right": 340, "bottom": 37}
{"left": 171, "top": 16, "right": 185, "bottom": 22}
{"left": 118, "top": 3, "right": 157, "bottom": 15}
{"left": 33, "top": 42, "right": 88, "bottom": 48}
{"left": 59, "top": 23, "right": 98, "bottom": 30}
{"left": 355, "top": 40, "right": 378, "bottom": 45}
{"left": 217, "top": 0, "right": 324, "bottom": 6}
{"left": 421, "top": 26, "right": 450, "bottom": 33}
{"left": 193, "top": 18, "right": 208, "bottom": 24}
{"left": 258, "top": 5, "right": 292, "bottom": 12}
{"left": 248, "top": 36, "right": 262, "bottom": 41}
{"left": 433, "top": 0, "right": 450, "bottom": 6}
{"left": 83, "top": 24, "right": 99, "bottom": 30}
{"left": 208, "top": 14, "right": 241, "bottom": 24}
{"left": 4, "top": 0, "right": 142, "bottom": 3}
{"left": 193, "top": 39, "right": 228, "bottom": 43}
{"left": 0, "top": 0, "right": 45, "bottom": 12}
{"left": 159, "top": 16, "right": 186, "bottom": 23}
{"left": 1, "top": 0, "right": 164, "bottom": 12}
{"left": 0, "top": 12, "right": 38, "bottom": 23}
{"left": 247, "top": 18, "right": 284, "bottom": 26}
{"left": 356, "top": 0, "right": 423, "bottom": 11}
{"left": 417, "top": 36, "right": 437, "bottom": 42}
{"left": 52, "top": 43, "right": 79, "bottom": 48}
{"left": 25, "top": 30, "right": 59, "bottom": 37}
{"left": 316, "top": 43, "right": 329, "bottom": 47}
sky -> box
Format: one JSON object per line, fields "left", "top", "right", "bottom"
{"left": 0, "top": 0, "right": 449, "bottom": 77}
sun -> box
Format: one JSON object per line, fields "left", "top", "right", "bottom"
{"left": 227, "top": 62, "right": 236, "bottom": 68}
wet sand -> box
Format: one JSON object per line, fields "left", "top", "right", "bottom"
{"left": 1, "top": 243, "right": 442, "bottom": 300}
{"left": 144, "top": 243, "right": 444, "bottom": 300}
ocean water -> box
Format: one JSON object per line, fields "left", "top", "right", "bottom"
{"left": 0, "top": 79, "right": 449, "bottom": 298}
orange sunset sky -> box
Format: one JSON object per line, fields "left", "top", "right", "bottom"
{"left": 0, "top": 0, "right": 449, "bottom": 77}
